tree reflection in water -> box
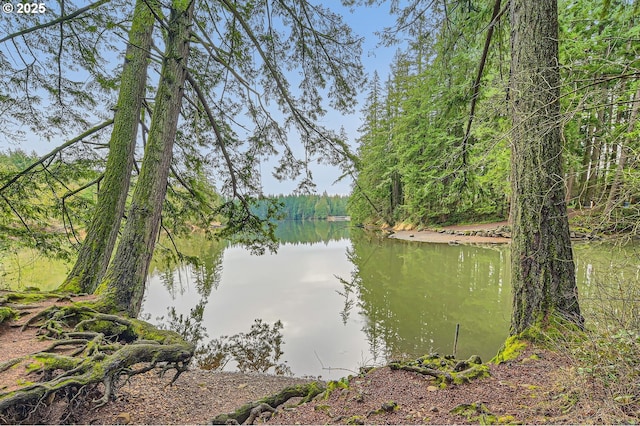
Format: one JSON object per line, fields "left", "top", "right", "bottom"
{"left": 160, "top": 308, "right": 291, "bottom": 375}
{"left": 200, "top": 319, "right": 291, "bottom": 375}
{"left": 151, "top": 236, "right": 291, "bottom": 375}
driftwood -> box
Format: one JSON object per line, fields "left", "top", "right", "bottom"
{"left": 210, "top": 382, "right": 325, "bottom": 425}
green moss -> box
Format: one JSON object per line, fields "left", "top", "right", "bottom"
{"left": 26, "top": 353, "right": 81, "bottom": 373}
{"left": 452, "top": 364, "right": 491, "bottom": 384}
{"left": 0, "top": 306, "right": 17, "bottom": 323}
{"left": 322, "top": 377, "right": 349, "bottom": 399}
{"left": 497, "top": 415, "right": 518, "bottom": 424}
{"left": 346, "top": 415, "right": 365, "bottom": 425}
{"left": 450, "top": 402, "right": 498, "bottom": 424}
{"left": 79, "top": 319, "right": 128, "bottom": 336}
{"left": 299, "top": 382, "right": 324, "bottom": 403}
{"left": 314, "top": 404, "right": 331, "bottom": 413}
{"left": 392, "top": 353, "right": 491, "bottom": 386}
{"left": 1, "top": 291, "right": 61, "bottom": 304}
{"left": 495, "top": 314, "right": 586, "bottom": 365}
{"left": 129, "top": 318, "right": 184, "bottom": 344}
{"left": 57, "top": 277, "right": 82, "bottom": 294}
{"left": 491, "top": 335, "right": 528, "bottom": 364}
{"left": 93, "top": 279, "right": 110, "bottom": 297}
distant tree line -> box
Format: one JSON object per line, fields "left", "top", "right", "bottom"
{"left": 251, "top": 193, "right": 348, "bottom": 220}
{"left": 0, "top": 150, "right": 38, "bottom": 172}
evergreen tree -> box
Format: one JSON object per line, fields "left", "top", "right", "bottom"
{"left": 509, "top": 0, "right": 582, "bottom": 333}
{"left": 60, "top": 0, "right": 158, "bottom": 294}
{"left": 98, "top": 0, "right": 195, "bottom": 316}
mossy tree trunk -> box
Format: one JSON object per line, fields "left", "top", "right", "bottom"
{"left": 60, "top": 0, "right": 157, "bottom": 294}
{"left": 98, "top": 0, "right": 195, "bottom": 317}
{"left": 509, "top": 0, "right": 583, "bottom": 334}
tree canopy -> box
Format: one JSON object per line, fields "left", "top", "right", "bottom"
{"left": 1, "top": 0, "right": 365, "bottom": 314}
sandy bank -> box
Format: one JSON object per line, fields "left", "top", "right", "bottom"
{"left": 388, "top": 221, "right": 510, "bottom": 244}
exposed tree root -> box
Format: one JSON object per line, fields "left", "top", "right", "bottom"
{"left": 389, "top": 353, "right": 489, "bottom": 385}
{"left": 0, "top": 292, "right": 194, "bottom": 424}
{"left": 389, "top": 362, "right": 455, "bottom": 383}
{"left": 210, "top": 382, "right": 325, "bottom": 425}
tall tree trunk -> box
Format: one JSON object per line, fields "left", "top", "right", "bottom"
{"left": 577, "top": 113, "right": 595, "bottom": 208}
{"left": 60, "top": 0, "right": 157, "bottom": 294}
{"left": 605, "top": 85, "right": 640, "bottom": 215}
{"left": 98, "top": 0, "right": 195, "bottom": 316}
{"left": 509, "top": 0, "right": 582, "bottom": 334}
{"left": 585, "top": 112, "right": 603, "bottom": 206}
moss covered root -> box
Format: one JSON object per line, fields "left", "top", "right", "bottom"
{"left": 0, "top": 294, "right": 194, "bottom": 424}
{"left": 389, "top": 353, "right": 489, "bottom": 386}
{"left": 210, "top": 382, "right": 325, "bottom": 425}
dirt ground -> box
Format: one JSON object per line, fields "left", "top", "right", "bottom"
{"left": 64, "top": 344, "right": 620, "bottom": 425}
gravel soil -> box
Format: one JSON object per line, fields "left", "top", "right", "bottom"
{"left": 67, "top": 344, "right": 614, "bottom": 425}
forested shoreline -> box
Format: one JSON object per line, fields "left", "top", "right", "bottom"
{"left": 0, "top": 150, "right": 348, "bottom": 224}
{"left": 349, "top": 0, "right": 639, "bottom": 232}
{"left": 1, "top": 0, "right": 639, "bottom": 423}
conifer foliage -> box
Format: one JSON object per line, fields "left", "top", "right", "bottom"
{"left": 349, "top": 0, "right": 639, "bottom": 228}
{"left": 0, "top": 0, "right": 364, "bottom": 314}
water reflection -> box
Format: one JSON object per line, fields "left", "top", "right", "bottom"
{"left": 143, "top": 221, "right": 360, "bottom": 379}
{"left": 149, "top": 236, "right": 227, "bottom": 298}
{"left": 573, "top": 242, "right": 640, "bottom": 330}
{"left": 345, "top": 230, "right": 511, "bottom": 363}
{"left": 150, "top": 238, "right": 292, "bottom": 375}
{"left": 140, "top": 222, "right": 637, "bottom": 380}
{"left": 274, "top": 220, "right": 350, "bottom": 245}
{"left": 202, "top": 319, "right": 291, "bottom": 375}
{"left": 1, "top": 220, "right": 636, "bottom": 378}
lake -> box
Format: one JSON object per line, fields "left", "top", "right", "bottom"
{"left": 2, "top": 221, "right": 636, "bottom": 380}
{"left": 139, "top": 221, "right": 636, "bottom": 380}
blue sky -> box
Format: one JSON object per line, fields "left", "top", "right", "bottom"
{"left": 1, "top": 1, "right": 400, "bottom": 196}
{"left": 263, "top": 3, "right": 400, "bottom": 195}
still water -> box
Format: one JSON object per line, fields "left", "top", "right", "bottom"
{"left": 142, "top": 221, "right": 510, "bottom": 380}
{"left": 3, "top": 221, "right": 634, "bottom": 380}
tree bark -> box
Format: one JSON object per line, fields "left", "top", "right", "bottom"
{"left": 509, "top": 0, "right": 583, "bottom": 334}
{"left": 98, "top": 0, "right": 195, "bottom": 316}
{"left": 60, "top": 0, "right": 157, "bottom": 294}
